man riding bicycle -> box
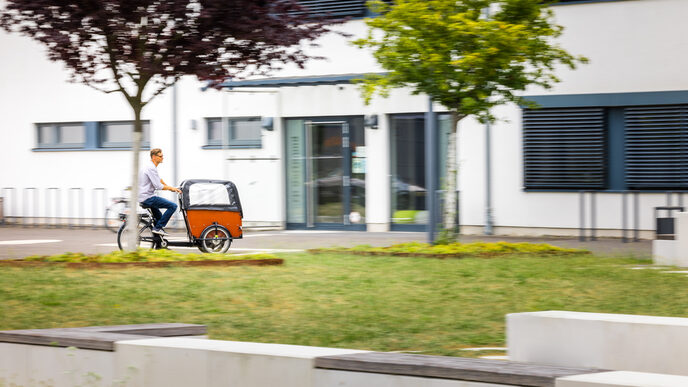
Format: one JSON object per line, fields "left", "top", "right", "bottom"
{"left": 138, "top": 148, "right": 181, "bottom": 236}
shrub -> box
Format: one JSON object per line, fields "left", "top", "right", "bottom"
{"left": 309, "top": 241, "right": 588, "bottom": 258}
{"left": 23, "top": 250, "right": 278, "bottom": 263}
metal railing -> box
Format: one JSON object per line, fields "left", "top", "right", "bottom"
{"left": 580, "top": 190, "right": 687, "bottom": 242}
{"left": 0, "top": 187, "right": 186, "bottom": 230}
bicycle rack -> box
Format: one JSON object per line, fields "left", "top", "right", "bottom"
{"left": 46, "top": 188, "right": 61, "bottom": 228}
{"left": 22, "top": 187, "right": 38, "bottom": 228}
{"left": 1, "top": 188, "right": 16, "bottom": 226}
{"left": 68, "top": 188, "right": 84, "bottom": 229}
{"left": 92, "top": 188, "right": 107, "bottom": 229}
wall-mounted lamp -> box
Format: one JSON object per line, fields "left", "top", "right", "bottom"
{"left": 261, "top": 117, "right": 274, "bottom": 131}
{"left": 364, "top": 114, "right": 378, "bottom": 129}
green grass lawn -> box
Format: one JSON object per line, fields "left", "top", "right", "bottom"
{"left": 1, "top": 252, "right": 686, "bottom": 357}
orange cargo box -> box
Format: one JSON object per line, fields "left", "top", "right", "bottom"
{"left": 186, "top": 210, "right": 242, "bottom": 239}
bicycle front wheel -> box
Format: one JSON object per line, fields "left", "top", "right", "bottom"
{"left": 117, "top": 220, "right": 156, "bottom": 250}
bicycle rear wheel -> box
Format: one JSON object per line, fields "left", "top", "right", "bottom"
{"left": 117, "top": 220, "right": 156, "bottom": 250}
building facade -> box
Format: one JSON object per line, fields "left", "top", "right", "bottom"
{"left": 1, "top": 0, "right": 687, "bottom": 237}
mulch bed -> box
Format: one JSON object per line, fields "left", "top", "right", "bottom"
{"left": 0, "top": 258, "right": 284, "bottom": 269}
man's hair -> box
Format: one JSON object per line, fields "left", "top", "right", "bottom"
{"left": 150, "top": 148, "right": 162, "bottom": 158}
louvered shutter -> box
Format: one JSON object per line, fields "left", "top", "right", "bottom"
{"left": 523, "top": 107, "right": 606, "bottom": 189}
{"left": 624, "top": 105, "right": 688, "bottom": 189}
{"left": 298, "top": 0, "right": 367, "bottom": 17}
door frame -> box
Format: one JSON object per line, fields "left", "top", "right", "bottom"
{"left": 284, "top": 116, "right": 366, "bottom": 231}
{"left": 389, "top": 112, "right": 450, "bottom": 232}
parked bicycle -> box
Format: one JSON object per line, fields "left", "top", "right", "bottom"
{"left": 104, "top": 196, "right": 128, "bottom": 233}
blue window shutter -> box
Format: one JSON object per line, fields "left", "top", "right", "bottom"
{"left": 523, "top": 107, "right": 606, "bottom": 189}
{"left": 624, "top": 105, "right": 688, "bottom": 189}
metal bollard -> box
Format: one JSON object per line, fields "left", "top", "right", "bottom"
{"left": 622, "top": 192, "right": 627, "bottom": 243}
{"left": 579, "top": 191, "right": 597, "bottom": 242}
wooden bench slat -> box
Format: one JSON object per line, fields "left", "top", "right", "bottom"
{"left": 315, "top": 352, "right": 604, "bottom": 387}
{"left": 78, "top": 323, "right": 207, "bottom": 336}
{"left": 0, "top": 323, "right": 207, "bottom": 351}
{"left": 0, "top": 330, "right": 157, "bottom": 351}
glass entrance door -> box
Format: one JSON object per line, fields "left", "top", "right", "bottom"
{"left": 286, "top": 118, "right": 366, "bottom": 229}
{"left": 307, "top": 121, "right": 346, "bottom": 225}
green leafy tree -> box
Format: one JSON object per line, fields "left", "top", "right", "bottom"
{"left": 354, "top": 0, "right": 587, "bottom": 240}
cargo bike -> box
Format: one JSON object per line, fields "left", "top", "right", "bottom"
{"left": 117, "top": 179, "right": 243, "bottom": 253}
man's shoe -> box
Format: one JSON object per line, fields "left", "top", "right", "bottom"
{"left": 152, "top": 228, "right": 169, "bottom": 236}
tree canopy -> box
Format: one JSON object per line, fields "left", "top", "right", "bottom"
{"left": 0, "top": 0, "right": 331, "bottom": 107}
{"left": 354, "top": 0, "right": 587, "bottom": 122}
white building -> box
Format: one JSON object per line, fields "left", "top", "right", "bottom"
{"left": 1, "top": 0, "right": 686, "bottom": 238}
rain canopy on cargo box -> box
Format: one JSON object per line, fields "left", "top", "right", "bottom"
{"left": 180, "top": 179, "right": 243, "bottom": 216}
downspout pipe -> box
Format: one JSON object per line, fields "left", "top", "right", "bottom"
{"left": 425, "top": 97, "right": 438, "bottom": 243}
{"left": 485, "top": 121, "right": 494, "bottom": 235}
{"left": 483, "top": 5, "right": 494, "bottom": 236}
{"left": 172, "top": 83, "right": 179, "bottom": 186}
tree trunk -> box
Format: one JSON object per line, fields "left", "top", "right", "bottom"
{"left": 125, "top": 104, "right": 144, "bottom": 251}
{"left": 442, "top": 110, "right": 460, "bottom": 240}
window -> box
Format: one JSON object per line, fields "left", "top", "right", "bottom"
{"left": 522, "top": 108, "right": 606, "bottom": 190}
{"left": 522, "top": 93, "right": 688, "bottom": 191}
{"left": 624, "top": 105, "right": 688, "bottom": 189}
{"left": 36, "top": 123, "right": 86, "bottom": 149}
{"left": 99, "top": 121, "right": 150, "bottom": 148}
{"left": 296, "top": 0, "right": 384, "bottom": 18}
{"left": 553, "top": 0, "right": 624, "bottom": 4}
{"left": 206, "top": 117, "right": 262, "bottom": 148}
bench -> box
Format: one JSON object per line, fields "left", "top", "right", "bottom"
{"left": 0, "top": 322, "right": 206, "bottom": 351}
{"left": 315, "top": 352, "right": 603, "bottom": 387}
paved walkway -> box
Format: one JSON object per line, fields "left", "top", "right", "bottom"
{"left": 0, "top": 226, "right": 651, "bottom": 260}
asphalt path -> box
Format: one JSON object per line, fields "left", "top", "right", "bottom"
{"left": 0, "top": 226, "right": 651, "bottom": 259}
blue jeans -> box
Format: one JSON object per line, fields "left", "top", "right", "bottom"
{"left": 141, "top": 196, "right": 178, "bottom": 230}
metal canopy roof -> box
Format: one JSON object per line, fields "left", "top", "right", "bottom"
{"left": 216, "top": 73, "right": 373, "bottom": 89}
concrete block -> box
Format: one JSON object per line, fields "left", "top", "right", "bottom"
{"left": 508, "top": 311, "right": 688, "bottom": 376}
{"left": 652, "top": 239, "right": 676, "bottom": 266}
{"left": 556, "top": 371, "right": 688, "bottom": 387}
{"left": 115, "top": 337, "right": 367, "bottom": 387}
{"left": 675, "top": 213, "right": 688, "bottom": 267}
{"left": 313, "top": 369, "right": 509, "bottom": 387}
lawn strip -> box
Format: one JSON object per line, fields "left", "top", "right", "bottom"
{"left": 1, "top": 252, "right": 682, "bottom": 358}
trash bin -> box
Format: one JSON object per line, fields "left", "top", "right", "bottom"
{"left": 654, "top": 206, "right": 685, "bottom": 240}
